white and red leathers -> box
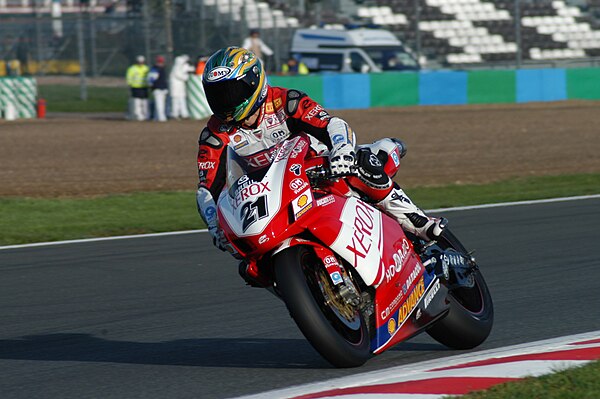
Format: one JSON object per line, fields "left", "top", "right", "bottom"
{"left": 196, "top": 86, "right": 443, "bottom": 249}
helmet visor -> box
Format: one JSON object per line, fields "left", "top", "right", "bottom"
{"left": 204, "top": 79, "right": 255, "bottom": 122}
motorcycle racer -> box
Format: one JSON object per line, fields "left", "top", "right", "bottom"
{"left": 196, "top": 47, "right": 445, "bottom": 256}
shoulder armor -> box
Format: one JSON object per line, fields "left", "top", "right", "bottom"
{"left": 198, "top": 127, "right": 225, "bottom": 149}
{"left": 285, "top": 89, "right": 307, "bottom": 116}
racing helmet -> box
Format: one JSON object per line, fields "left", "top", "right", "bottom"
{"left": 202, "top": 47, "right": 267, "bottom": 124}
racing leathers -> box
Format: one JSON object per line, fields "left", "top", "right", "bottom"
{"left": 196, "top": 86, "right": 444, "bottom": 253}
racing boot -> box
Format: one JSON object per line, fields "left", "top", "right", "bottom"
{"left": 377, "top": 185, "right": 447, "bottom": 241}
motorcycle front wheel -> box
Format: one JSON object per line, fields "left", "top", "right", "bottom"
{"left": 274, "top": 245, "right": 371, "bottom": 368}
{"left": 426, "top": 228, "right": 494, "bottom": 349}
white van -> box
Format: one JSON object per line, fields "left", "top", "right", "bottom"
{"left": 290, "top": 28, "right": 420, "bottom": 73}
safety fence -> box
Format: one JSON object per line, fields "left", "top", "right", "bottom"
{"left": 0, "top": 77, "right": 37, "bottom": 120}
{"left": 269, "top": 67, "right": 600, "bottom": 110}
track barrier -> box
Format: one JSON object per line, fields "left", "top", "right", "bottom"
{"left": 0, "top": 77, "right": 37, "bottom": 120}
{"left": 269, "top": 67, "right": 600, "bottom": 110}
{"left": 186, "top": 75, "right": 212, "bottom": 120}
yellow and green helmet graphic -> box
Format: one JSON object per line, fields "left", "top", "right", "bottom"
{"left": 202, "top": 47, "right": 267, "bottom": 123}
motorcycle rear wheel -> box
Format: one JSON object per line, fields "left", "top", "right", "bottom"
{"left": 426, "top": 229, "right": 494, "bottom": 349}
{"left": 274, "top": 245, "right": 371, "bottom": 368}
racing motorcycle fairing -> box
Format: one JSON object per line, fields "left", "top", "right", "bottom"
{"left": 217, "top": 134, "right": 450, "bottom": 354}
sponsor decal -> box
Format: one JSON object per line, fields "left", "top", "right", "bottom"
{"left": 290, "top": 178, "right": 308, "bottom": 194}
{"left": 391, "top": 191, "right": 412, "bottom": 204}
{"left": 369, "top": 153, "right": 382, "bottom": 167}
{"left": 385, "top": 238, "right": 411, "bottom": 283}
{"left": 247, "top": 148, "right": 276, "bottom": 168}
{"left": 324, "top": 256, "right": 343, "bottom": 285}
{"left": 399, "top": 277, "right": 425, "bottom": 323}
{"left": 198, "top": 161, "right": 216, "bottom": 169}
{"left": 206, "top": 66, "right": 231, "bottom": 82}
{"left": 316, "top": 195, "right": 335, "bottom": 207}
{"left": 332, "top": 134, "right": 345, "bottom": 145}
{"left": 266, "top": 103, "right": 274, "bottom": 113}
{"left": 258, "top": 234, "right": 269, "bottom": 244}
{"left": 387, "top": 318, "right": 397, "bottom": 335}
{"left": 290, "top": 163, "right": 302, "bottom": 176}
{"left": 270, "top": 129, "right": 287, "bottom": 141}
{"left": 424, "top": 279, "right": 441, "bottom": 309}
{"left": 345, "top": 201, "right": 376, "bottom": 267}
{"left": 330, "top": 271, "right": 343, "bottom": 285}
{"left": 415, "top": 308, "right": 422, "bottom": 320}
{"left": 381, "top": 276, "right": 425, "bottom": 322}
{"left": 292, "top": 188, "right": 313, "bottom": 220}
{"left": 324, "top": 255, "right": 339, "bottom": 267}
{"left": 391, "top": 149, "right": 400, "bottom": 167}
{"left": 290, "top": 140, "right": 307, "bottom": 159}
{"left": 274, "top": 140, "right": 296, "bottom": 162}
{"left": 204, "top": 206, "right": 216, "bottom": 218}
{"left": 402, "top": 262, "right": 423, "bottom": 295}
{"left": 274, "top": 98, "right": 282, "bottom": 108}
{"left": 232, "top": 133, "right": 249, "bottom": 150}
{"left": 233, "top": 181, "right": 271, "bottom": 208}
{"left": 305, "top": 104, "right": 325, "bottom": 120}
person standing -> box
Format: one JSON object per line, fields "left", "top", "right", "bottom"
{"left": 281, "top": 55, "right": 309, "bottom": 75}
{"left": 242, "top": 29, "right": 273, "bottom": 66}
{"left": 148, "top": 55, "right": 168, "bottom": 122}
{"left": 169, "top": 54, "right": 194, "bottom": 119}
{"left": 126, "top": 55, "right": 150, "bottom": 121}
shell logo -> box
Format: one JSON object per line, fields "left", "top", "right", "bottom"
{"left": 387, "top": 318, "right": 397, "bottom": 335}
{"left": 233, "top": 135, "right": 242, "bottom": 143}
{"left": 297, "top": 194, "right": 308, "bottom": 207}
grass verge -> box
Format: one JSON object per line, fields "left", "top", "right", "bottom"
{"left": 1, "top": 173, "right": 598, "bottom": 246}
{"left": 447, "top": 360, "right": 600, "bottom": 399}
{"left": 38, "top": 85, "right": 128, "bottom": 113}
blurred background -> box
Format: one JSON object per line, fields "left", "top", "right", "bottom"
{"left": 2, "top": 0, "right": 600, "bottom": 78}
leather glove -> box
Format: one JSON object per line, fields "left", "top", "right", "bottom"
{"left": 209, "top": 224, "right": 229, "bottom": 252}
{"left": 329, "top": 143, "right": 356, "bottom": 176}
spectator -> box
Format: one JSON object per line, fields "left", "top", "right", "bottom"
{"left": 241, "top": 29, "right": 273, "bottom": 64}
{"left": 126, "top": 55, "right": 150, "bottom": 121}
{"left": 281, "top": 55, "right": 309, "bottom": 75}
{"left": 169, "top": 54, "right": 194, "bottom": 119}
{"left": 195, "top": 55, "right": 208, "bottom": 75}
{"left": 148, "top": 55, "right": 168, "bottom": 122}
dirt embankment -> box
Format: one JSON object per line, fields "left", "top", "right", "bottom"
{"left": 1, "top": 101, "right": 599, "bottom": 198}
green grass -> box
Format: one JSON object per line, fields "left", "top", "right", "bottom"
{"left": 406, "top": 173, "right": 600, "bottom": 210}
{"left": 446, "top": 360, "right": 600, "bottom": 399}
{"left": 38, "top": 85, "right": 128, "bottom": 113}
{"left": 1, "top": 173, "right": 598, "bottom": 246}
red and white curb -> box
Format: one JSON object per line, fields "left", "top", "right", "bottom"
{"left": 235, "top": 331, "right": 600, "bottom": 399}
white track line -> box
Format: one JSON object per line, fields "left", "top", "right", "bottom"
{"left": 1, "top": 194, "right": 599, "bottom": 251}
{"left": 234, "top": 330, "right": 600, "bottom": 399}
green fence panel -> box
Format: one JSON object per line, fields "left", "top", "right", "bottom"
{"left": 269, "top": 75, "right": 324, "bottom": 104}
{"left": 467, "top": 70, "right": 516, "bottom": 104}
{"left": 370, "top": 72, "right": 419, "bottom": 107}
{"left": 566, "top": 68, "right": 600, "bottom": 100}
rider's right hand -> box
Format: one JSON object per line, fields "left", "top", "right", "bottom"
{"left": 329, "top": 143, "right": 356, "bottom": 176}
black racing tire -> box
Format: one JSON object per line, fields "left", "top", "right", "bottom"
{"left": 274, "top": 246, "right": 371, "bottom": 368}
{"left": 426, "top": 229, "right": 494, "bottom": 349}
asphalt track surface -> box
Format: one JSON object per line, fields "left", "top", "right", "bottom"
{"left": 1, "top": 198, "right": 599, "bottom": 399}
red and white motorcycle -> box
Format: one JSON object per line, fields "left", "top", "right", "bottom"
{"left": 217, "top": 133, "right": 493, "bottom": 367}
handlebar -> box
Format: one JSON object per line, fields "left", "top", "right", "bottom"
{"left": 306, "top": 165, "right": 358, "bottom": 181}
